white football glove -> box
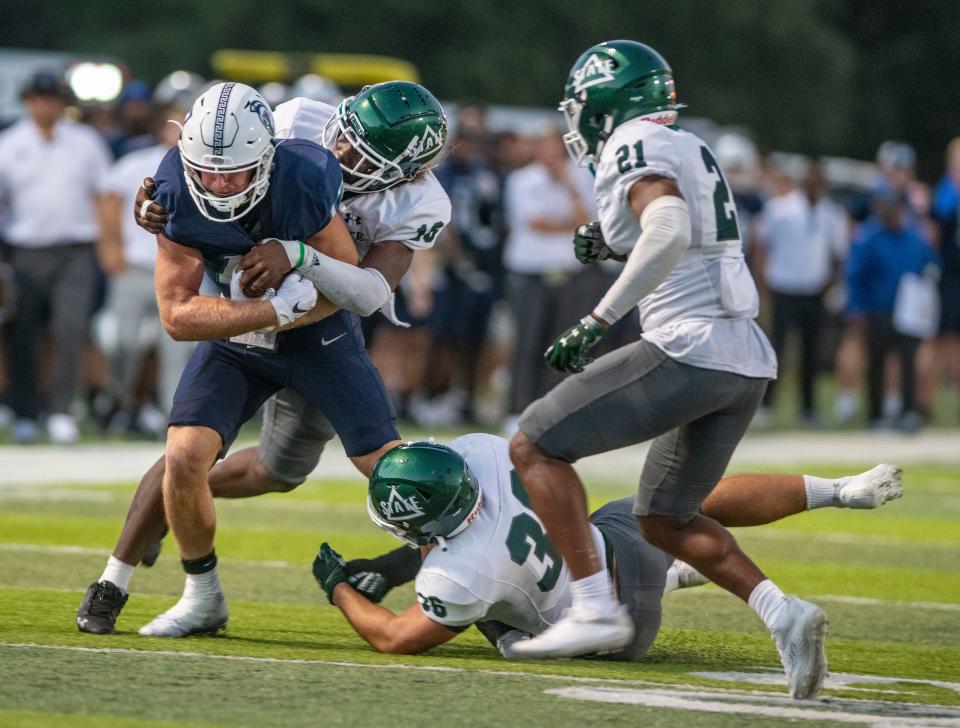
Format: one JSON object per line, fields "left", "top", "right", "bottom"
{"left": 269, "top": 272, "right": 317, "bottom": 325}
{"left": 229, "top": 267, "right": 316, "bottom": 326}
{"left": 229, "top": 266, "right": 252, "bottom": 301}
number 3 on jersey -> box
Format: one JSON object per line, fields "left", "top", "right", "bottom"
{"left": 701, "top": 147, "right": 741, "bottom": 242}
{"left": 505, "top": 471, "right": 563, "bottom": 592}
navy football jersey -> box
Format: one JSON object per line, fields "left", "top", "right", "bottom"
{"left": 153, "top": 139, "right": 343, "bottom": 294}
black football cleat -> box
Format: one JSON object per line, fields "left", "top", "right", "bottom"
{"left": 76, "top": 581, "right": 129, "bottom": 634}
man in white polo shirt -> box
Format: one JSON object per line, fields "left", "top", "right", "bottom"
{"left": 756, "top": 160, "right": 848, "bottom": 425}
{"left": 502, "top": 129, "right": 594, "bottom": 432}
{"left": 0, "top": 71, "right": 112, "bottom": 443}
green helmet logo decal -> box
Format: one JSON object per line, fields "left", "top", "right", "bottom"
{"left": 571, "top": 53, "right": 616, "bottom": 94}
{"left": 380, "top": 485, "right": 426, "bottom": 522}
{"left": 559, "top": 40, "right": 684, "bottom": 168}
{"left": 406, "top": 125, "right": 444, "bottom": 161}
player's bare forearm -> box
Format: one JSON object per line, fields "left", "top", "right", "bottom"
{"left": 332, "top": 584, "right": 454, "bottom": 654}
{"left": 160, "top": 294, "right": 278, "bottom": 341}
{"left": 155, "top": 234, "right": 277, "bottom": 341}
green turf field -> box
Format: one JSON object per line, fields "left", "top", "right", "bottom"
{"left": 1, "top": 463, "right": 958, "bottom": 726}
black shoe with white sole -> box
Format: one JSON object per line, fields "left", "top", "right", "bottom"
{"left": 76, "top": 580, "right": 128, "bottom": 634}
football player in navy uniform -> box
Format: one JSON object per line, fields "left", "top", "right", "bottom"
{"left": 77, "top": 82, "right": 452, "bottom": 637}
{"left": 77, "top": 82, "right": 404, "bottom": 638}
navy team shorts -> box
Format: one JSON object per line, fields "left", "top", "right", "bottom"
{"left": 169, "top": 310, "right": 398, "bottom": 458}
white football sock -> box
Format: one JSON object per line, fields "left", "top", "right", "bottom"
{"left": 99, "top": 555, "right": 135, "bottom": 593}
{"left": 803, "top": 474, "right": 840, "bottom": 510}
{"left": 749, "top": 579, "right": 789, "bottom": 632}
{"left": 570, "top": 570, "right": 619, "bottom": 615}
{"left": 182, "top": 567, "right": 222, "bottom": 602}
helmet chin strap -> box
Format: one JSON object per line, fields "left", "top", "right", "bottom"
{"left": 593, "top": 115, "right": 617, "bottom": 161}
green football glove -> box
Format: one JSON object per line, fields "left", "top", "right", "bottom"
{"left": 312, "top": 542, "right": 349, "bottom": 604}
{"left": 545, "top": 315, "right": 608, "bottom": 373}
{"left": 573, "top": 222, "right": 625, "bottom": 264}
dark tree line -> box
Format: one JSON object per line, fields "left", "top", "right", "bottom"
{"left": 2, "top": 0, "right": 957, "bottom": 177}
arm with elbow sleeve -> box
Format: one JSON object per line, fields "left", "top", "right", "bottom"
{"left": 276, "top": 240, "right": 393, "bottom": 318}
{"left": 298, "top": 251, "right": 393, "bottom": 317}
{"left": 592, "top": 195, "right": 692, "bottom": 325}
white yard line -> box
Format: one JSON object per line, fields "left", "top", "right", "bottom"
{"left": 4, "top": 643, "right": 958, "bottom": 726}
{"left": 2, "top": 430, "right": 959, "bottom": 486}
{"left": 812, "top": 594, "right": 960, "bottom": 613}
{"left": 0, "top": 641, "right": 696, "bottom": 686}
{"left": 5, "top": 543, "right": 959, "bottom": 612}
{"left": 546, "top": 686, "right": 960, "bottom": 727}
{"left": 0, "top": 543, "right": 295, "bottom": 570}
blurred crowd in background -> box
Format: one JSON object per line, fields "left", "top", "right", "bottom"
{"left": 0, "top": 66, "right": 958, "bottom": 445}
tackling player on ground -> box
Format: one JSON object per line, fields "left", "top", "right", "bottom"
{"left": 77, "top": 82, "right": 448, "bottom": 637}
{"left": 313, "top": 434, "right": 902, "bottom": 672}
{"left": 500, "top": 40, "right": 827, "bottom": 699}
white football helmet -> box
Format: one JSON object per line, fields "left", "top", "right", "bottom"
{"left": 178, "top": 82, "right": 276, "bottom": 222}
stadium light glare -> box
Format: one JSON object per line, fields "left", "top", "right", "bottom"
{"left": 167, "top": 70, "right": 195, "bottom": 91}
{"left": 68, "top": 62, "right": 123, "bottom": 102}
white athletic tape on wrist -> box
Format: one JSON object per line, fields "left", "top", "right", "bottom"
{"left": 272, "top": 239, "right": 305, "bottom": 269}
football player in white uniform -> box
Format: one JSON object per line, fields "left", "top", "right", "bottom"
{"left": 313, "top": 435, "right": 902, "bottom": 666}
{"left": 503, "top": 41, "right": 827, "bottom": 699}
{"left": 77, "top": 82, "right": 450, "bottom": 636}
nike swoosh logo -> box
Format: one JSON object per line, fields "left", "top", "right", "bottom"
{"left": 321, "top": 333, "right": 347, "bottom": 346}
{"left": 292, "top": 302, "right": 311, "bottom": 314}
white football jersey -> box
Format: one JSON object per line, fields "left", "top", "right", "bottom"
{"left": 414, "top": 433, "right": 606, "bottom": 634}
{"left": 594, "top": 118, "right": 777, "bottom": 379}
{"left": 273, "top": 98, "right": 451, "bottom": 260}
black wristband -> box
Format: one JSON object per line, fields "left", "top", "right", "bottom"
{"left": 181, "top": 550, "right": 217, "bottom": 575}
{"left": 346, "top": 545, "right": 421, "bottom": 588}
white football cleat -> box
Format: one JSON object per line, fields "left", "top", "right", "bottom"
{"left": 664, "top": 560, "right": 710, "bottom": 593}
{"left": 138, "top": 593, "right": 228, "bottom": 637}
{"left": 509, "top": 604, "right": 634, "bottom": 659}
{"left": 837, "top": 464, "right": 903, "bottom": 509}
{"left": 772, "top": 597, "right": 828, "bottom": 700}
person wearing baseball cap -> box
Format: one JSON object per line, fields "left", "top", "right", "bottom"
{"left": 0, "top": 69, "right": 112, "bottom": 443}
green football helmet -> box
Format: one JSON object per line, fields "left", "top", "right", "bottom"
{"left": 321, "top": 80, "right": 447, "bottom": 194}
{"left": 367, "top": 442, "right": 482, "bottom": 548}
{"left": 559, "top": 40, "right": 684, "bottom": 166}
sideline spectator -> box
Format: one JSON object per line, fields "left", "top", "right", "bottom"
{"left": 109, "top": 80, "right": 157, "bottom": 159}
{"left": 501, "top": 129, "right": 593, "bottom": 433}
{"left": 0, "top": 71, "right": 111, "bottom": 443}
{"left": 846, "top": 191, "right": 939, "bottom": 431}
{"left": 95, "top": 103, "right": 193, "bottom": 433}
{"left": 835, "top": 140, "right": 933, "bottom": 422}
{"left": 921, "top": 138, "right": 960, "bottom": 419}
{"left": 757, "top": 161, "right": 847, "bottom": 424}
{"left": 413, "top": 127, "right": 505, "bottom": 425}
